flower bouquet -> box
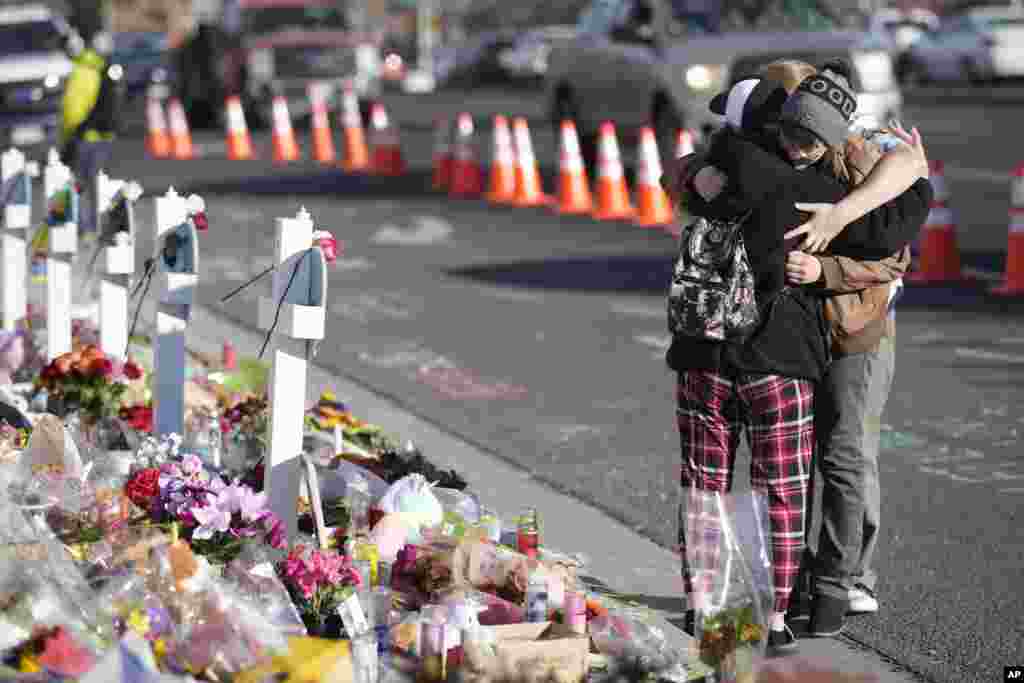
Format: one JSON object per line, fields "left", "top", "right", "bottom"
{"left": 151, "top": 453, "right": 286, "bottom": 565}
{"left": 679, "top": 487, "right": 772, "bottom": 683}
{"left": 221, "top": 394, "right": 269, "bottom": 470}
{"left": 277, "top": 544, "right": 363, "bottom": 638}
{"left": 35, "top": 345, "right": 143, "bottom": 426}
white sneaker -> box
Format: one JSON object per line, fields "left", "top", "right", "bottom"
{"left": 848, "top": 585, "right": 878, "bottom": 614}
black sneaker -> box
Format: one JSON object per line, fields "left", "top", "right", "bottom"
{"left": 808, "top": 594, "right": 847, "bottom": 637}
{"left": 767, "top": 624, "right": 799, "bottom": 656}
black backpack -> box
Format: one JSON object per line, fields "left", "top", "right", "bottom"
{"left": 667, "top": 211, "right": 759, "bottom": 342}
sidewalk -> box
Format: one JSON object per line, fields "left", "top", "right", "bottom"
{"left": 131, "top": 291, "right": 926, "bottom": 682}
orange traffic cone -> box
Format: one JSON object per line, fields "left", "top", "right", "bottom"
{"left": 224, "top": 95, "right": 254, "bottom": 161}
{"left": 369, "top": 102, "right": 405, "bottom": 176}
{"left": 485, "top": 115, "right": 517, "bottom": 205}
{"left": 167, "top": 97, "right": 194, "bottom": 160}
{"left": 432, "top": 117, "right": 453, "bottom": 191}
{"left": 308, "top": 82, "right": 336, "bottom": 164}
{"left": 449, "top": 113, "right": 483, "bottom": 198}
{"left": 339, "top": 83, "right": 369, "bottom": 172}
{"left": 552, "top": 119, "right": 592, "bottom": 215}
{"left": 908, "top": 160, "right": 962, "bottom": 283}
{"left": 511, "top": 117, "right": 550, "bottom": 207}
{"left": 145, "top": 92, "right": 170, "bottom": 158}
{"left": 675, "top": 128, "right": 697, "bottom": 159}
{"left": 992, "top": 164, "right": 1024, "bottom": 296}
{"left": 271, "top": 95, "right": 300, "bottom": 164}
{"left": 592, "top": 122, "right": 634, "bottom": 221}
{"left": 634, "top": 126, "right": 674, "bottom": 227}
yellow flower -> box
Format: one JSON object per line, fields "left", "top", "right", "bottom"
{"left": 153, "top": 638, "right": 167, "bottom": 659}
{"left": 127, "top": 609, "right": 152, "bottom": 636}
{"left": 19, "top": 654, "right": 41, "bottom": 672}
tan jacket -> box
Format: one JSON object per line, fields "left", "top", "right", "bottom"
{"left": 817, "top": 248, "right": 909, "bottom": 355}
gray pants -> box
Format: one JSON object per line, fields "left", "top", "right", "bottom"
{"left": 809, "top": 337, "right": 895, "bottom": 600}
{"left": 72, "top": 139, "right": 114, "bottom": 235}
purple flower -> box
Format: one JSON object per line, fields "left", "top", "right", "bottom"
{"left": 191, "top": 502, "right": 231, "bottom": 540}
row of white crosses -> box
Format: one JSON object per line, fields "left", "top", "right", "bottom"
{"left": 0, "top": 148, "right": 37, "bottom": 331}
{"left": 1, "top": 148, "right": 143, "bottom": 362}
{"left": 3, "top": 145, "right": 331, "bottom": 545}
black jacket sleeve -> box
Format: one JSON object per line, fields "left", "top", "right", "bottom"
{"left": 827, "top": 178, "right": 933, "bottom": 259}
{"left": 706, "top": 129, "right": 934, "bottom": 259}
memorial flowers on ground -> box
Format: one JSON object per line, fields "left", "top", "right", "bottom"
{"left": 147, "top": 453, "right": 286, "bottom": 565}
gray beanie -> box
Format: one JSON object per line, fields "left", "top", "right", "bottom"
{"left": 779, "top": 70, "right": 857, "bottom": 149}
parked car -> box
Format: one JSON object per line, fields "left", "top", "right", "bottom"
{"left": 174, "top": 0, "right": 380, "bottom": 129}
{"left": 897, "top": 6, "right": 1024, "bottom": 84}
{"left": 0, "top": 4, "right": 73, "bottom": 147}
{"left": 546, "top": 0, "right": 902, "bottom": 165}
{"left": 868, "top": 7, "right": 939, "bottom": 56}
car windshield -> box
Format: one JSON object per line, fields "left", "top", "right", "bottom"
{"left": 241, "top": 5, "right": 350, "bottom": 35}
{"left": 667, "top": 0, "right": 840, "bottom": 33}
{"left": 0, "top": 20, "right": 63, "bottom": 55}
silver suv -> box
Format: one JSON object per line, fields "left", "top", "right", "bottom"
{"left": 546, "top": 0, "right": 902, "bottom": 162}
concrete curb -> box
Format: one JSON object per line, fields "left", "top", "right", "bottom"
{"left": 127, "top": 291, "right": 926, "bottom": 682}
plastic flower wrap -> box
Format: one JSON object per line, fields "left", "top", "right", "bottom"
{"left": 134, "top": 433, "right": 182, "bottom": 470}
{"left": 678, "top": 486, "right": 772, "bottom": 683}
{"left": 92, "top": 571, "right": 175, "bottom": 657}
{"left": 166, "top": 580, "right": 290, "bottom": 678}
{"left": 136, "top": 538, "right": 290, "bottom": 678}
{"left": 223, "top": 544, "right": 306, "bottom": 636}
{"left": 0, "top": 468, "right": 101, "bottom": 635}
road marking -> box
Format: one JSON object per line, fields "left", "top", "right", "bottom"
{"left": 611, "top": 302, "right": 664, "bottom": 318}
{"left": 371, "top": 216, "right": 453, "bottom": 245}
{"left": 330, "top": 293, "right": 412, "bottom": 323}
{"left": 954, "top": 347, "right": 1024, "bottom": 364}
{"left": 332, "top": 257, "right": 375, "bottom": 272}
{"left": 635, "top": 334, "right": 671, "bottom": 351}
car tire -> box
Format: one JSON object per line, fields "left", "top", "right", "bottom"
{"left": 899, "top": 58, "right": 930, "bottom": 87}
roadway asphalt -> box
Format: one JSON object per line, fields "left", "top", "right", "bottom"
{"left": 40, "top": 86, "right": 1024, "bottom": 682}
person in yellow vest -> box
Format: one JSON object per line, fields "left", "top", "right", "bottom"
{"left": 59, "top": 31, "right": 124, "bottom": 238}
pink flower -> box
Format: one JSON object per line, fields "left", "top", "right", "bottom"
{"left": 266, "top": 516, "right": 286, "bottom": 549}
{"left": 296, "top": 572, "right": 318, "bottom": 600}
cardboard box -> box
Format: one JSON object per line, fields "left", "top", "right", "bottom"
{"left": 462, "top": 621, "right": 590, "bottom": 683}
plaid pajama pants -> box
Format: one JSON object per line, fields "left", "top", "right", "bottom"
{"left": 676, "top": 370, "right": 815, "bottom": 614}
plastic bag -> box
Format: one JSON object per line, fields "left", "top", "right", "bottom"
{"left": 589, "top": 607, "right": 683, "bottom": 672}
{"left": 432, "top": 487, "right": 481, "bottom": 525}
{"left": 163, "top": 572, "right": 290, "bottom": 677}
{"left": 306, "top": 458, "right": 389, "bottom": 503}
{"left": 678, "top": 486, "right": 770, "bottom": 681}
{"left": 377, "top": 474, "right": 444, "bottom": 528}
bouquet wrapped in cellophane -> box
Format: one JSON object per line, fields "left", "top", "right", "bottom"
{"left": 679, "top": 486, "right": 774, "bottom": 683}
